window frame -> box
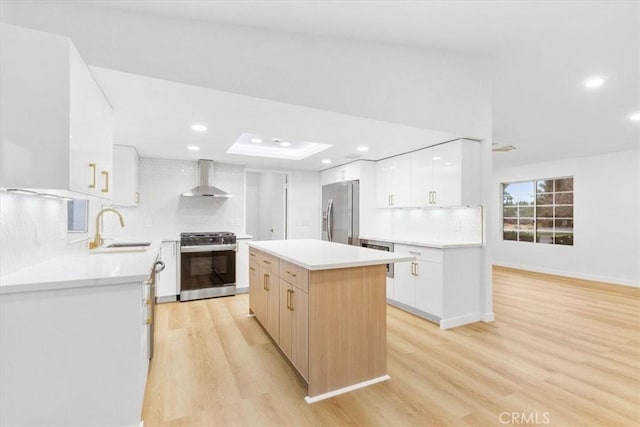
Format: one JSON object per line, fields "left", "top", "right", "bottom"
{"left": 501, "top": 176, "right": 574, "bottom": 246}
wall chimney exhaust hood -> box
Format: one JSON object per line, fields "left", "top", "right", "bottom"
{"left": 182, "top": 160, "right": 231, "bottom": 198}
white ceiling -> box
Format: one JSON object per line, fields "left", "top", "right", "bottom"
{"left": 91, "top": 67, "right": 459, "bottom": 170}
{"left": 3, "top": 1, "right": 639, "bottom": 169}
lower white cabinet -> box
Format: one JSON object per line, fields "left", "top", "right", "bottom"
{"left": 156, "top": 241, "right": 178, "bottom": 301}
{"left": 386, "top": 276, "right": 394, "bottom": 300}
{"left": 391, "top": 243, "right": 481, "bottom": 329}
{"left": 236, "top": 238, "right": 252, "bottom": 291}
{"left": 0, "top": 281, "right": 149, "bottom": 426}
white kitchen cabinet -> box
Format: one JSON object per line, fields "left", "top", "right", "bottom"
{"left": 386, "top": 276, "right": 394, "bottom": 300}
{"left": 391, "top": 242, "right": 481, "bottom": 329}
{"left": 0, "top": 280, "right": 149, "bottom": 426}
{"left": 236, "top": 238, "right": 252, "bottom": 291}
{"left": 0, "top": 24, "right": 113, "bottom": 198}
{"left": 393, "top": 245, "right": 443, "bottom": 317}
{"left": 392, "top": 260, "right": 415, "bottom": 306}
{"left": 111, "top": 145, "right": 140, "bottom": 206}
{"left": 156, "top": 241, "right": 178, "bottom": 302}
{"left": 375, "top": 155, "right": 411, "bottom": 208}
{"left": 410, "top": 139, "right": 481, "bottom": 207}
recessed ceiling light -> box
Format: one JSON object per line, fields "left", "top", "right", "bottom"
{"left": 357, "top": 146, "right": 369, "bottom": 152}
{"left": 191, "top": 124, "right": 207, "bottom": 132}
{"left": 280, "top": 141, "right": 292, "bottom": 147}
{"left": 187, "top": 145, "right": 200, "bottom": 151}
{"left": 629, "top": 112, "right": 640, "bottom": 121}
{"left": 250, "top": 137, "right": 263, "bottom": 143}
{"left": 584, "top": 76, "right": 605, "bottom": 89}
{"left": 322, "top": 159, "right": 332, "bottom": 164}
{"left": 432, "top": 156, "right": 441, "bottom": 160}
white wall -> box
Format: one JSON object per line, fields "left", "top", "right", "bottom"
{"left": 105, "top": 158, "right": 245, "bottom": 239}
{"left": 492, "top": 149, "right": 640, "bottom": 287}
{"left": 288, "top": 170, "right": 321, "bottom": 239}
{"left": 245, "top": 172, "right": 258, "bottom": 238}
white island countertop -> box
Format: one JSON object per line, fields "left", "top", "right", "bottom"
{"left": 0, "top": 241, "right": 161, "bottom": 295}
{"left": 249, "top": 239, "right": 414, "bottom": 271}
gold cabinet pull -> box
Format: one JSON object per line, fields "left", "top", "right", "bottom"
{"left": 249, "top": 266, "right": 256, "bottom": 272}
{"left": 145, "top": 318, "right": 152, "bottom": 325}
{"left": 250, "top": 253, "right": 255, "bottom": 257}
{"left": 263, "top": 260, "right": 271, "bottom": 265}
{"left": 101, "top": 170, "right": 109, "bottom": 193}
{"left": 263, "top": 273, "right": 270, "bottom": 291}
{"left": 289, "top": 289, "right": 295, "bottom": 311}
{"left": 89, "top": 163, "right": 96, "bottom": 188}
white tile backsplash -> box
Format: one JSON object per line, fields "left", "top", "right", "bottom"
{"left": 379, "top": 206, "right": 482, "bottom": 243}
{"left": 0, "top": 192, "right": 81, "bottom": 275}
{"left": 105, "top": 158, "right": 246, "bottom": 240}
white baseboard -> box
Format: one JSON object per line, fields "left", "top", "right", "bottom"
{"left": 304, "top": 375, "right": 390, "bottom": 404}
{"left": 493, "top": 262, "right": 639, "bottom": 288}
{"left": 481, "top": 312, "right": 495, "bottom": 322}
{"left": 439, "top": 313, "right": 482, "bottom": 330}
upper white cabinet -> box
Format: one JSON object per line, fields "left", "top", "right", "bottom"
{"left": 376, "top": 139, "right": 480, "bottom": 208}
{"left": 0, "top": 24, "right": 113, "bottom": 198}
{"left": 320, "top": 160, "right": 367, "bottom": 186}
{"left": 375, "top": 155, "right": 411, "bottom": 208}
{"left": 112, "top": 145, "right": 140, "bottom": 206}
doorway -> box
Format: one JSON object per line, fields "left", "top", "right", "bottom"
{"left": 246, "top": 171, "right": 287, "bottom": 240}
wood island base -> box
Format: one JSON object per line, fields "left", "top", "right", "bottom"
{"left": 249, "top": 244, "right": 393, "bottom": 402}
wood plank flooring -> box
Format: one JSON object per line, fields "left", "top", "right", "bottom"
{"left": 142, "top": 267, "right": 640, "bottom": 426}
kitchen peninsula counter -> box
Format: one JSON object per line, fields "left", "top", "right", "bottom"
{"left": 248, "top": 239, "right": 413, "bottom": 403}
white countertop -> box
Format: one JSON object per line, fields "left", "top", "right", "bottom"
{"left": 249, "top": 239, "right": 414, "bottom": 271}
{"left": 0, "top": 241, "right": 161, "bottom": 295}
{"left": 359, "top": 235, "right": 483, "bottom": 249}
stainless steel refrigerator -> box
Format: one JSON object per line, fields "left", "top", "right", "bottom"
{"left": 322, "top": 180, "right": 360, "bottom": 245}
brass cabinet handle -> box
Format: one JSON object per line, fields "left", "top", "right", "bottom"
{"left": 433, "top": 191, "right": 437, "bottom": 205}
{"left": 250, "top": 253, "right": 256, "bottom": 257}
{"left": 263, "top": 260, "right": 271, "bottom": 265}
{"left": 286, "top": 289, "right": 291, "bottom": 310}
{"left": 291, "top": 273, "right": 297, "bottom": 277}
{"left": 89, "top": 163, "right": 96, "bottom": 188}
{"left": 101, "top": 170, "right": 109, "bottom": 193}
{"left": 289, "top": 289, "right": 295, "bottom": 311}
{"left": 263, "top": 273, "right": 270, "bottom": 291}
{"left": 249, "top": 266, "right": 256, "bottom": 272}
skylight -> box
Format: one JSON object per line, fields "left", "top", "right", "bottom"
{"left": 226, "top": 133, "right": 332, "bottom": 160}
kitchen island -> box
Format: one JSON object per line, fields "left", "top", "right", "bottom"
{"left": 248, "top": 239, "right": 414, "bottom": 403}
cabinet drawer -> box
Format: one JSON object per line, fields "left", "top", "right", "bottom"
{"left": 395, "top": 244, "right": 442, "bottom": 263}
{"left": 250, "top": 249, "right": 280, "bottom": 275}
{"left": 279, "top": 260, "right": 309, "bottom": 293}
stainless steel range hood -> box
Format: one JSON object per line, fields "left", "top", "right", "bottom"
{"left": 181, "top": 160, "right": 231, "bottom": 198}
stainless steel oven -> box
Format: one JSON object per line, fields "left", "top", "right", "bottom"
{"left": 360, "top": 239, "right": 394, "bottom": 278}
{"left": 179, "top": 232, "right": 237, "bottom": 301}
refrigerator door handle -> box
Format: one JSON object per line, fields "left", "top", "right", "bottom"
{"left": 326, "top": 199, "right": 333, "bottom": 241}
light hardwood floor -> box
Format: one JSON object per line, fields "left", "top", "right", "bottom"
{"left": 142, "top": 267, "right": 640, "bottom": 426}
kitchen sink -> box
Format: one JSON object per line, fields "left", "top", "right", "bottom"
{"left": 91, "top": 241, "right": 152, "bottom": 253}
{"left": 105, "top": 242, "right": 151, "bottom": 248}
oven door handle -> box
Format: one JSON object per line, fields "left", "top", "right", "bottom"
{"left": 180, "top": 244, "right": 237, "bottom": 253}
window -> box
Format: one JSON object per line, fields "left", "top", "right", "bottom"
{"left": 67, "top": 199, "right": 89, "bottom": 233}
{"left": 502, "top": 177, "right": 573, "bottom": 245}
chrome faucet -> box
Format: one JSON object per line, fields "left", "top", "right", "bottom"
{"left": 89, "top": 208, "right": 125, "bottom": 249}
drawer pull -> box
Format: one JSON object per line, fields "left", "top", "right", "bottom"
{"left": 249, "top": 266, "right": 256, "bottom": 272}
{"left": 263, "top": 260, "right": 271, "bottom": 265}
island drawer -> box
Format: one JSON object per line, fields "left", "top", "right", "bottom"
{"left": 280, "top": 260, "right": 309, "bottom": 293}
{"left": 251, "top": 248, "right": 280, "bottom": 274}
